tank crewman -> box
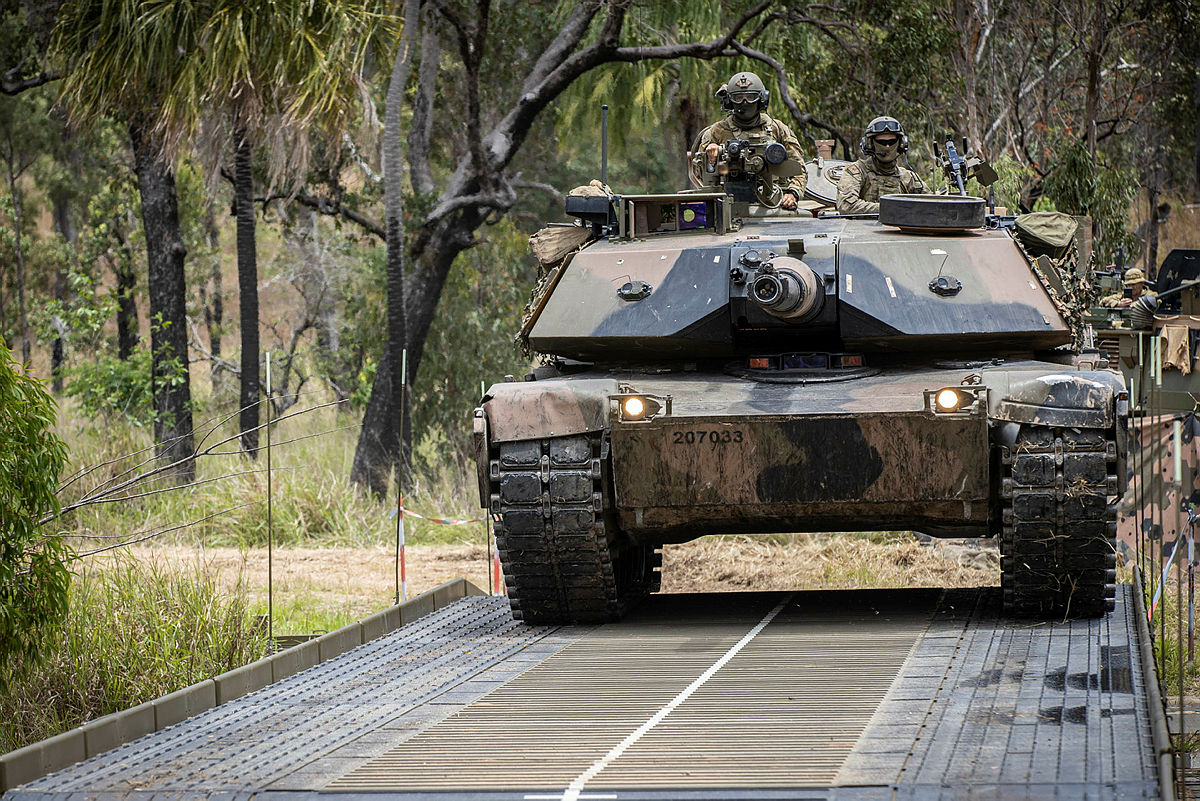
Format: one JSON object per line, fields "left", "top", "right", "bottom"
{"left": 836, "top": 116, "right": 928, "bottom": 215}
{"left": 1099, "top": 267, "right": 1156, "bottom": 308}
{"left": 697, "top": 71, "right": 807, "bottom": 209}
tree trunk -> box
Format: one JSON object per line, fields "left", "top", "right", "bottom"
{"left": 408, "top": 1, "right": 440, "bottom": 196}
{"left": 50, "top": 192, "right": 74, "bottom": 391}
{"left": 234, "top": 123, "right": 261, "bottom": 456}
{"left": 200, "top": 202, "right": 227, "bottom": 398}
{"left": 130, "top": 120, "right": 194, "bottom": 483}
{"left": 8, "top": 168, "right": 29, "bottom": 370}
{"left": 350, "top": 0, "right": 420, "bottom": 497}
{"left": 112, "top": 222, "right": 140, "bottom": 361}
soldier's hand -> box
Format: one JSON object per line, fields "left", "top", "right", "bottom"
{"left": 705, "top": 143, "right": 720, "bottom": 165}
{"left": 780, "top": 193, "right": 797, "bottom": 210}
{"left": 1117, "top": 297, "right": 1133, "bottom": 308}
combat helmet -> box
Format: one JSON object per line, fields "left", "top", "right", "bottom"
{"left": 717, "top": 71, "right": 770, "bottom": 114}
{"left": 860, "top": 116, "right": 909, "bottom": 159}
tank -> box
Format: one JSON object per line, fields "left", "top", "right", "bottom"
{"left": 474, "top": 142, "right": 1128, "bottom": 625}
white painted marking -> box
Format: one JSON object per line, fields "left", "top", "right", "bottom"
{"left": 660, "top": 255, "right": 667, "bottom": 260}
{"left": 559, "top": 595, "right": 793, "bottom": 801}
{"left": 930, "top": 248, "right": 947, "bottom": 255}
{"left": 713, "top": 255, "right": 721, "bottom": 263}
{"left": 846, "top": 274, "right": 853, "bottom": 293}
{"left": 1028, "top": 281, "right": 1037, "bottom": 290}
{"left": 885, "top": 276, "right": 897, "bottom": 298}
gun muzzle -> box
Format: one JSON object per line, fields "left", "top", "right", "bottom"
{"left": 749, "top": 257, "right": 824, "bottom": 323}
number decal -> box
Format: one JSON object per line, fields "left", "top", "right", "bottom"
{"left": 670, "top": 429, "right": 745, "bottom": 445}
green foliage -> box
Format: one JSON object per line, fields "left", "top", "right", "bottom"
{"left": 64, "top": 348, "right": 156, "bottom": 426}
{"left": 0, "top": 557, "right": 269, "bottom": 752}
{"left": 0, "top": 341, "right": 71, "bottom": 680}
{"left": 1041, "top": 141, "right": 1138, "bottom": 263}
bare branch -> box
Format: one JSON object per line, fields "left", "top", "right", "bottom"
{"left": 511, "top": 178, "right": 565, "bottom": 202}
{"left": 1, "top": 70, "right": 60, "bottom": 95}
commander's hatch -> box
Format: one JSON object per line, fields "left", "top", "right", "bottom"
{"left": 565, "top": 192, "right": 733, "bottom": 239}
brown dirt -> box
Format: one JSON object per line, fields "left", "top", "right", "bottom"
{"left": 107, "top": 535, "right": 997, "bottom": 631}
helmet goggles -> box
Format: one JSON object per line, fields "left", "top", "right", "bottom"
{"left": 865, "top": 118, "right": 903, "bottom": 135}
{"left": 728, "top": 90, "right": 761, "bottom": 105}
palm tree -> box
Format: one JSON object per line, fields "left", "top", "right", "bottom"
{"left": 52, "top": 0, "right": 205, "bottom": 483}
{"left": 152, "top": 0, "right": 390, "bottom": 456}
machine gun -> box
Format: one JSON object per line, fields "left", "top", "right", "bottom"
{"left": 933, "top": 136, "right": 998, "bottom": 197}
{"left": 690, "top": 138, "right": 804, "bottom": 207}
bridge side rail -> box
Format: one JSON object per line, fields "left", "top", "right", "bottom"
{"left": 0, "top": 578, "right": 485, "bottom": 792}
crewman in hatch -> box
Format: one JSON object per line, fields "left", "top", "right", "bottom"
{"left": 837, "top": 116, "right": 927, "bottom": 215}
{"left": 1099, "top": 267, "right": 1156, "bottom": 308}
{"left": 695, "top": 71, "right": 807, "bottom": 210}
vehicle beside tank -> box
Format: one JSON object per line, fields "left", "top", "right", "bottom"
{"left": 475, "top": 154, "right": 1126, "bottom": 625}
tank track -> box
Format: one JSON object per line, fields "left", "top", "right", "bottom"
{"left": 999, "top": 423, "right": 1118, "bottom": 618}
{"left": 489, "top": 432, "right": 660, "bottom": 624}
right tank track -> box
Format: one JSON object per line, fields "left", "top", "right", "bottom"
{"left": 489, "top": 432, "right": 660, "bottom": 624}
{"left": 999, "top": 423, "right": 1118, "bottom": 618}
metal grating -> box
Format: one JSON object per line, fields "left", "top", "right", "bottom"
{"left": 328, "top": 590, "right": 934, "bottom": 792}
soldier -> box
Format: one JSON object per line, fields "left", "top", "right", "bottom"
{"left": 836, "top": 116, "right": 927, "bottom": 215}
{"left": 1099, "top": 267, "right": 1156, "bottom": 308}
{"left": 697, "top": 71, "right": 807, "bottom": 209}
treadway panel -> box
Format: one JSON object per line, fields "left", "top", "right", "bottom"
{"left": 329, "top": 590, "right": 932, "bottom": 792}
{"left": 2, "top": 587, "right": 1161, "bottom": 801}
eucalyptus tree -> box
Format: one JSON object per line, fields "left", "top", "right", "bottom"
{"left": 152, "top": 0, "right": 389, "bottom": 456}
{"left": 351, "top": 0, "right": 791, "bottom": 496}
{"left": 52, "top": 0, "right": 201, "bottom": 483}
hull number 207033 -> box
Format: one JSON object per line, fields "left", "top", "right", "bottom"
{"left": 671, "top": 429, "right": 744, "bottom": 444}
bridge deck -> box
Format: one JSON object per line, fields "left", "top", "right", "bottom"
{"left": 2, "top": 586, "right": 1161, "bottom": 801}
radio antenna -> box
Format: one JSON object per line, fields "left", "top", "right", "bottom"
{"left": 601, "top": 104, "right": 609, "bottom": 186}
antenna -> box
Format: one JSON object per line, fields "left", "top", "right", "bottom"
{"left": 601, "top": 104, "right": 609, "bottom": 187}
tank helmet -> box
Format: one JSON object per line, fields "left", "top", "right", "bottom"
{"left": 860, "top": 116, "right": 909, "bottom": 157}
{"left": 717, "top": 71, "right": 769, "bottom": 114}
{"left": 1123, "top": 267, "right": 1147, "bottom": 286}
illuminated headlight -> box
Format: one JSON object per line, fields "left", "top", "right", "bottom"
{"left": 613, "top": 391, "right": 672, "bottom": 422}
{"left": 936, "top": 388, "right": 963, "bottom": 411}
{"left": 925, "top": 386, "right": 984, "bottom": 415}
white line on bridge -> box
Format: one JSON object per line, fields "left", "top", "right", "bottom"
{"left": 557, "top": 593, "right": 795, "bottom": 801}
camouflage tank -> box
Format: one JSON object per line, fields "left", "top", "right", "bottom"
{"left": 474, "top": 138, "right": 1128, "bottom": 624}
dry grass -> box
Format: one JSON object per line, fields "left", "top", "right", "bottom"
{"left": 107, "top": 533, "right": 999, "bottom": 635}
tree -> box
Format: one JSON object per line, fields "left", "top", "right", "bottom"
{"left": 53, "top": 0, "right": 198, "bottom": 482}
{"left": 151, "top": 0, "right": 388, "bottom": 456}
{"left": 351, "top": 0, "right": 782, "bottom": 496}
{"left": 0, "top": 341, "right": 70, "bottom": 680}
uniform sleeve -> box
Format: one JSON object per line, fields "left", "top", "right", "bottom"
{"left": 697, "top": 122, "right": 724, "bottom": 151}
{"left": 772, "top": 120, "right": 808, "bottom": 197}
{"left": 837, "top": 164, "right": 878, "bottom": 214}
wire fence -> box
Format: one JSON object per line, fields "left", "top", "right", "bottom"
{"left": 53, "top": 352, "right": 505, "bottom": 643}
{"left": 1120, "top": 328, "right": 1200, "bottom": 795}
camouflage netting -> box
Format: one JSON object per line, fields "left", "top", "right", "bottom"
{"left": 1012, "top": 212, "right": 1095, "bottom": 348}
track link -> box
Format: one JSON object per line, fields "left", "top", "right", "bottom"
{"left": 489, "top": 432, "right": 660, "bottom": 624}
{"left": 1000, "top": 424, "right": 1118, "bottom": 618}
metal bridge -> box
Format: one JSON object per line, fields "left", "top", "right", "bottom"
{"left": 0, "top": 583, "right": 1170, "bottom": 800}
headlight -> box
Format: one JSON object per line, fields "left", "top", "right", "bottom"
{"left": 925, "top": 386, "right": 984, "bottom": 415}
{"left": 612, "top": 390, "right": 672, "bottom": 422}
{"left": 936, "top": 388, "right": 963, "bottom": 411}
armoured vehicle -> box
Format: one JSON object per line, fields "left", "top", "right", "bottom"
{"left": 474, "top": 139, "right": 1127, "bottom": 625}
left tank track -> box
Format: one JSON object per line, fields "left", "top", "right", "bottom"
{"left": 489, "top": 432, "right": 660, "bottom": 624}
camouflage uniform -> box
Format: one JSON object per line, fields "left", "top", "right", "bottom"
{"left": 836, "top": 157, "right": 928, "bottom": 215}
{"left": 697, "top": 114, "right": 808, "bottom": 199}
